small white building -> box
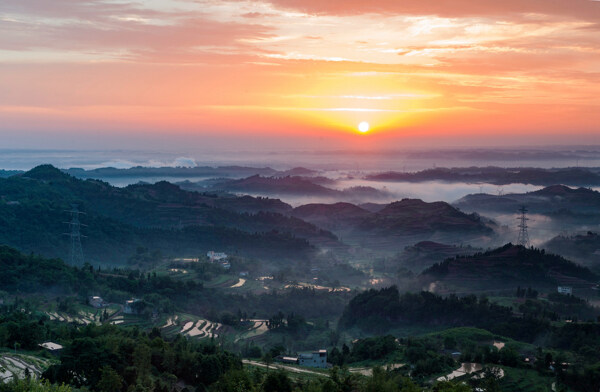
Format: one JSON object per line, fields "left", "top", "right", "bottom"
{"left": 39, "top": 342, "right": 63, "bottom": 355}
{"left": 280, "top": 356, "right": 299, "bottom": 365}
{"left": 298, "top": 350, "right": 328, "bottom": 368}
{"left": 557, "top": 286, "right": 573, "bottom": 295}
{"left": 207, "top": 251, "right": 228, "bottom": 262}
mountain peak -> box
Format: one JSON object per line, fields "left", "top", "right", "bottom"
{"left": 21, "top": 164, "right": 71, "bottom": 181}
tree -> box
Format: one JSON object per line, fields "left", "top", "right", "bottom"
{"left": 262, "top": 353, "right": 273, "bottom": 373}
{"left": 133, "top": 344, "right": 152, "bottom": 377}
{"left": 97, "top": 365, "right": 123, "bottom": 392}
{"left": 262, "top": 370, "right": 292, "bottom": 392}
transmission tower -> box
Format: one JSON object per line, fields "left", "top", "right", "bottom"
{"left": 517, "top": 206, "right": 530, "bottom": 247}
{"left": 63, "top": 204, "right": 86, "bottom": 266}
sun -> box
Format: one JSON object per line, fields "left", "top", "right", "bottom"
{"left": 358, "top": 121, "right": 370, "bottom": 133}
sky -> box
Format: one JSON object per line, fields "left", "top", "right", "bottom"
{"left": 1, "top": 0, "right": 600, "bottom": 150}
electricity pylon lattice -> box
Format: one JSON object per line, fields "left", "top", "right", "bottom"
{"left": 517, "top": 206, "right": 530, "bottom": 247}
{"left": 64, "top": 204, "right": 86, "bottom": 266}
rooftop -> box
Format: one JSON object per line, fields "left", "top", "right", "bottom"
{"left": 39, "top": 342, "right": 63, "bottom": 351}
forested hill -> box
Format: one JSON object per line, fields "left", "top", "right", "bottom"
{"left": 420, "top": 244, "right": 597, "bottom": 290}
{"left": 338, "top": 286, "right": 547, "bottom": 341}
{"left": 0, "top": 165, "right": 328, "bottom": 263}
{"left": 0, "top": 244, "right": 201, "bottom": 301}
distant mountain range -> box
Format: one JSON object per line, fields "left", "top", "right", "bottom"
{"left": 65, "top": 165, "right": 319, "bottom": 179}
{"left": 366, "top": 167, "right": 600, "bottom": 186}
{"left": 178, "top": 174, "right": 392, "bottom": 201}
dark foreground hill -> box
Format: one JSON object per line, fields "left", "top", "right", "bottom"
{"left": 0, "top": 165, "right": 337, "bottom": 264}
{"left": 420, "top": 244, "right": 598, "bottom": 291}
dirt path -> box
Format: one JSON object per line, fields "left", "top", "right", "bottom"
{"left": 231, "top": 278, "right": 246, "bottom": 288}
{"left": 242, "top": 360, "right": 328, "bottom": 377}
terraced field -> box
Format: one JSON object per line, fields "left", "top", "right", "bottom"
{"left": 0, "top": 353, "right": 54, "bottom": 383}
{"left": 160, "top": 314, "right": 222, "bottom": 339}
{"left": 46, "top": 304, "right": 120, "bottom": 325}
{"left": 235, "top": 319, "right": 269, "bottom": 342}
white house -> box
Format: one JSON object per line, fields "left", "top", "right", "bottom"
{"left": 39, "top": 342, "right": 63, "bottom": 355}
{"left": 557, "top": 286, "right": 573, "bottom": 295}
{"left": 207, "top": 251, "right": 228, "bottom": 261}
{"left": 298, "top": 350, "right": 328, "bottom": 368}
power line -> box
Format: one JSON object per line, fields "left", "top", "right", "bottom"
{"left": 517, "top": 206, "right": 530, "bottom": 247}
{"left": 63, "top": 204, "right": 86, "bottom": 266}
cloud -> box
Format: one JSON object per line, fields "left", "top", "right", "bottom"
{"left": 173, "top": 157, "right": 198, "bottom": 167}
{"left": 0, "top": 0, "right": 274, "bottom": 60}
{"left": 256, "top": 0, "right": 600, "bottom": 22}
{"left": 99, "top": 157, "right": 198, "bottom": 169}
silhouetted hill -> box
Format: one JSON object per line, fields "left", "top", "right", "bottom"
{"left": 358, "top": 199, "right": 491, "bottom": 235}
{"left": 279, "top": 167, "right": 318, "bottom": 176}
{"left": 544, "top": 232, "right": 600, "bottom": 268}
{"left": 66, "top": 165, "right": 280, "bottom": 179}
{"left": 293, "top": 199, "right": 494, "bottom": 251}
{"left": 358, "top": 202, "right": 387, "bottom": 213}
{"left": 392, "top": 241, "right": 480, "bottom": 273}
{"left": 208, "top": 175, "right": 340, "bottom": 196}
{"left": 0, "top": 165, "right": 339, "bottom": 263}
{"left": 420, "top": 244, "right": 597, "bottom": 291}
{"left": 0, "top": 169, "right": 23, "bottom": 178}
{"left": 453, "top": 185, "right": 600, "bottom": 224}
{"left": 292, "top": 202, "right": 371, "bottom": 230}
{"left": 20, "top": 164, "right": 72, "bottom": 181}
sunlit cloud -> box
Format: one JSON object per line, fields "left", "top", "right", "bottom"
{"left": 0, "top": 0, "right": 599, "bottom": 148}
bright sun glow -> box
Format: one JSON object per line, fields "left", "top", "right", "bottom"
{"left": 358, "top": 121, "right": 370, "bottom": 133}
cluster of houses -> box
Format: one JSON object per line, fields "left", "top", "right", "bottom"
{"left": 276, "top": 350, "right": 328, "bottom": 368}
{"left": 207, "top": 251, "right": 230, "bottom": 269}
{"left": 88, "top": 296, "right": 145, "bottom": 315}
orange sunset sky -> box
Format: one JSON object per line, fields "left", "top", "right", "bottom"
{"left": 1, "top": 0, "right": 599, "bottom": 149}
